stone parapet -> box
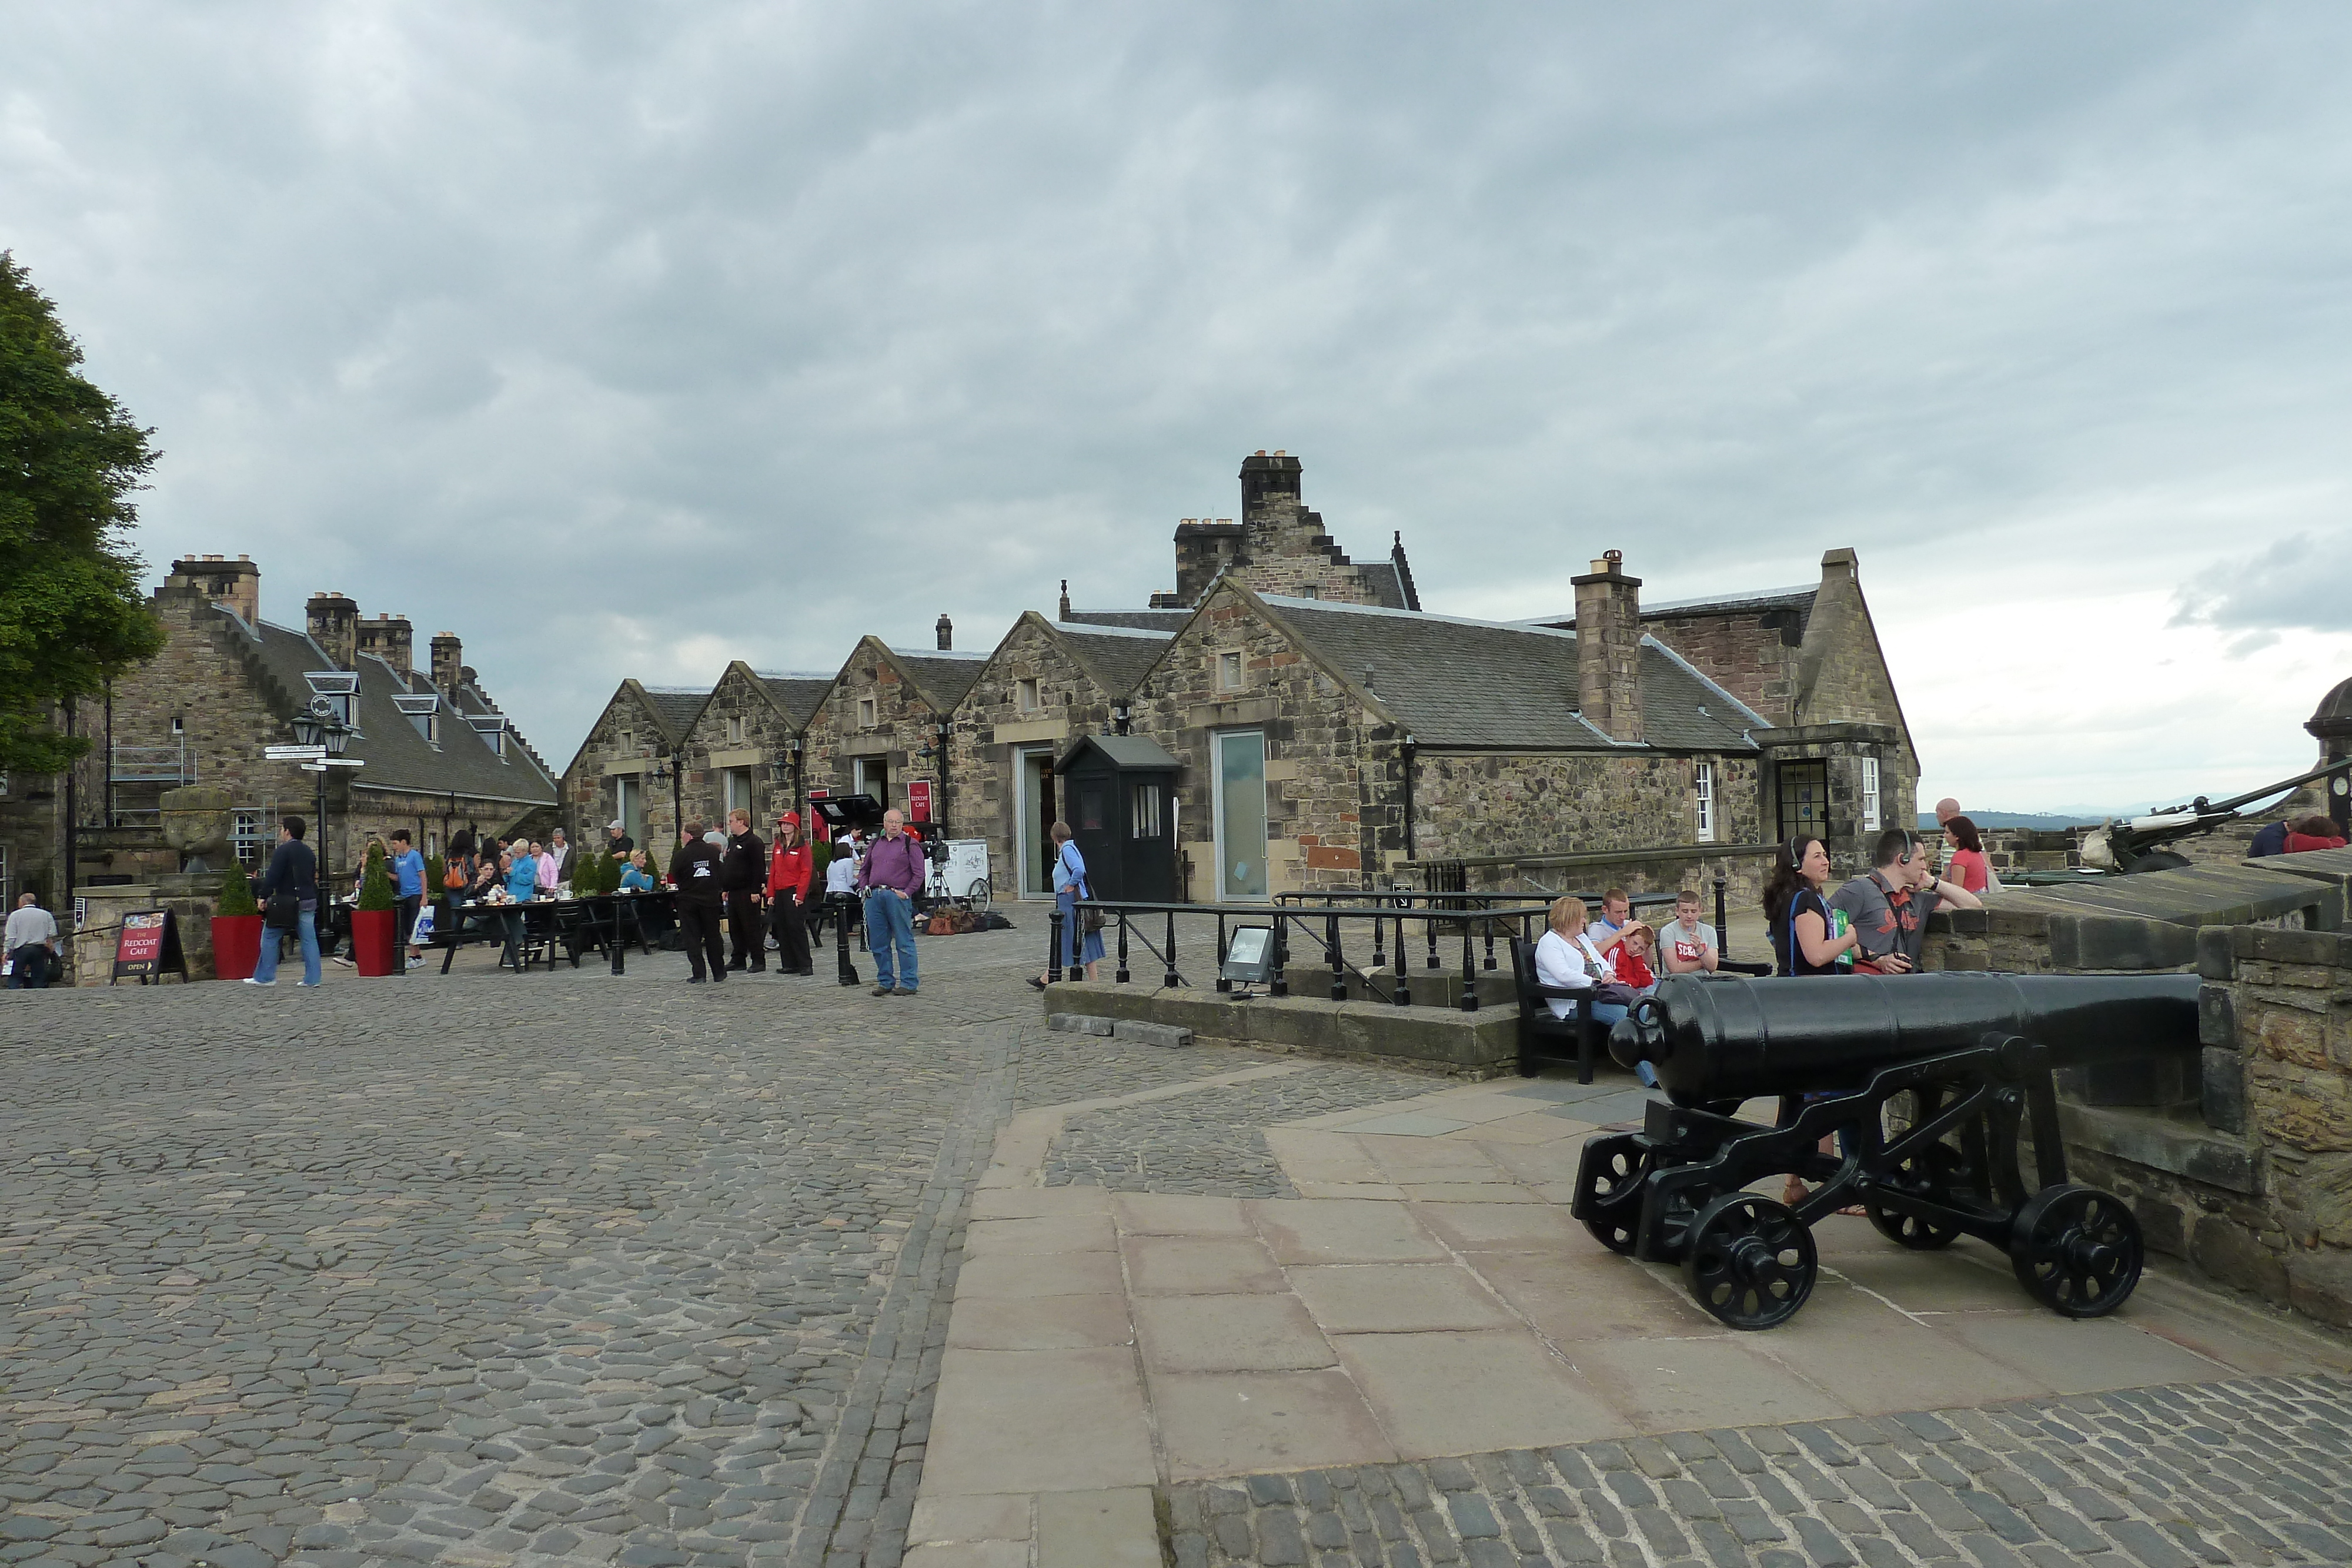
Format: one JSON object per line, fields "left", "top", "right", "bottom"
{"left": 1038, "top": 981, "right": 1521, "bottom": 1076}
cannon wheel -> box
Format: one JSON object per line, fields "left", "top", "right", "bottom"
{"left": 1574, "top": 1134, "right": 1648, "bottom": 1255}
{"left": 1683, "top": 1193, "right": 1817, "bottom": 1331}
{"left": 1866, "top": 1142, "right": 1967, "bottom": 1251}
{"left": 2009, "top": 1183, "right": 2142, "bottom": 1318}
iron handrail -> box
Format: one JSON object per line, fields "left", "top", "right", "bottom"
{"left": 1047, "top": 897, "right": 1555, "bottom": 1012}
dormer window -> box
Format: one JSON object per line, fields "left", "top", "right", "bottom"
{"left": 303, "top": 671, "right": 360, "bottom": 733}
{"left": 468, "top": 714, "right": 510, "bottom": 760}
{"left": 393, "top": 693, "right": 442, "bottom": 747}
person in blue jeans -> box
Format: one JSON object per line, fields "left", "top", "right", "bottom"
{"left": 854, "top": 809, "right": 924, "bottom": 996}
{"left": 248, "top": 815, "right": 322, "bottom": 987}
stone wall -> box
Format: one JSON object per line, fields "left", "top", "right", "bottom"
{"left": 2092, "top": 925, "right": 2352, "bottom": 1328}
{"left": 1130, "top": 587, "right": 1375, "bottom": 897}
{"left": 801, "top": 640, "right": 950, "bottom": 833}
{"left": 1644, "top": 609, "right": 1802, "bottom": 727}
{"left": 677, "top": 664, "right": 801, "bottom": 832}
{"left": 1412, "top": 751, "right": 1762, "bottom": 870}
{"left": 945, "top": 618, "right": 1124, "bottom": 901}
{"left": 561, "top": 684, "right": 691, "bottom": 857}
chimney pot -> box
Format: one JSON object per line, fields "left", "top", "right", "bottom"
{"left": 1058, "top": 579, "right": 1071, "bottom": 620}
{"left": 936, "top": 614, "right": 953, "bottom": 651}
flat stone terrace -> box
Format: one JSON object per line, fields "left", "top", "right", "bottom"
{"left": 7, "top": 928, "right": 2352, "bottom": 1568}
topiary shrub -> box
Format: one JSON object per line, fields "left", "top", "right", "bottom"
{"left": 215, "top": 862, "right": 258, "bottom": 917}
{"left": 358, "top": 842, "right": 397, "bottom": 912}
{"left": 572, "top": 850, "right": 615, "bottom": 896}
{"left": 810, "top": 839, "right": 834, "bottom": 888}
{"left": 425, "top": 852, "right": 446, "bottom": 901}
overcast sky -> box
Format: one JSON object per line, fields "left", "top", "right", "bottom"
{"left": 8, "top": 4, "right": 2351, "bottom": 814}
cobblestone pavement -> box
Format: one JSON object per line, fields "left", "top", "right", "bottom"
{"left": 0, "top": 934, "right": 1234, "bottom": 1568}
{"left": 1040, "top": 1065, "right": 1435, "bottom": 1198}
{"left": 1168, "top": 1375, "right": 2352, "bottom": 1568}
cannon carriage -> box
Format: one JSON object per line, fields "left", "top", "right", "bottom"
{"left": 1569, "top": 972, "right": 2201, "bottom": 1330}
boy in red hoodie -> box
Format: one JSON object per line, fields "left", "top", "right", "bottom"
{"left": 766, "top": 811, "right": 815, "bottom": 975}
{"left": 1610, "top": 924, "right": 1659, "bottom": 996}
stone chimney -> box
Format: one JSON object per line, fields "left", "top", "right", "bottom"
{"left": 1239, "top": 449, "right": 1303, "bottom": 520}
{"left": 430, "top": 634, "right": 465, "bottom": 703}
{"left": 305, "top": 591, "right": 359, "bottom": 670}
{"left": 936, "top": 614, "right": 953, "bottom": 651}
{"left": 356, "top": 612, "right": 414, "bottom": 672}
{"left": 166, "top": 553, "right": 260, "bottom": 627}
{"left": 1571, "top": 549, "right": 1644, "bottom": 743}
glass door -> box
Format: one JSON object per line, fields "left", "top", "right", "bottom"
{"left": 1214, "top": 731, "right": 1268, "bottom": 901}
{"left": 1776, "top": 759, "right": 1828, "bottom": 845}
{"left": 1017, "top": 746, "right": 1056, "bottom": 898}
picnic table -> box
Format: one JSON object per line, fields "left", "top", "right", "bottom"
{"left": 426, "top": 890, "right": 677, "bottom": 975}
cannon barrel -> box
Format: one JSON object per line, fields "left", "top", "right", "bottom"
{"left": 1608, "top": 972, "right": 2202, "bottom": 1102}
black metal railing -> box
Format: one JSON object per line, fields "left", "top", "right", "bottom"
{"left": 1047, "top": 898, "right": 1552, "bottom": 1012}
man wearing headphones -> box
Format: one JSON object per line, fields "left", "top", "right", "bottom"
{"left": 1829, "top": 828, "right": 1983, "bottom": 974}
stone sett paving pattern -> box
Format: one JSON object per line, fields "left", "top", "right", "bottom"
{"left": 0, "top": 931, "right": 1232, "bottom": 1568}
{"left": 1168, "top": 1377, "right": 2352, "bottom": 1567}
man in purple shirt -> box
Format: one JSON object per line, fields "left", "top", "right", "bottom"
{"left": 855, "top": 808, "right": 925, "bottom": 996}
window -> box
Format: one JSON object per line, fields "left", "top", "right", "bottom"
{"left": 1016, "top": 678, "right": 1040, "bottom": 713}
{"left": 617, "top": 728, "right": 634, "bottom": 754}
{"left": 1131, "top": 781, "right": 1165, "bottom": 839}
{"left": 1860, "top": 755, "right": 1882, "bottom": 834}
{"left": 232, "top": 809, "right": 266, "bottom": 868}
{"left": 1217, "top": 651, "right": 1245, "bottom": 692}
{"left": 724, "top": 767, "right": 754, "bottom": 818}
{"left": 468, "top": 715, "right": 508, "bottom": 758}
{"left": 1777, "top": 759, "right": 1828, "bottom": 845}
{"left": 854, "top": 756, "right": 889, "bottom": 805}
{"left": 858, "top": 697, "right": 878, "bottom": 728}
{"left": 1694, "top": 761, "right": 1716, "bottom": 844}
{"left": 727, "top": 714, "right": 746, "bottom": 743}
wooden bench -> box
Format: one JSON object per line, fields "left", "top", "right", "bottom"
{"left": 1508, "top": 937, "right": 1610, "bottom": 1084}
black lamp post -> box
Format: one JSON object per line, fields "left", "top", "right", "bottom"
{"left": 780, "top": 734, "right": 805, "bottom": 817}
{"left": 650, "top": 745, "right": 683, "bottom": 845}
{"left": 290, "top": 697, "right": 352, "bottom": 889}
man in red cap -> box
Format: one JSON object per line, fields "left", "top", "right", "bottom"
{"left": 766, "top": 810, "right": 814, "bottom": 975}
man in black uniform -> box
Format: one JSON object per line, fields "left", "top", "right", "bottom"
{"left": 668, "top": 820, "right": 729, "bottom": 982}
{"left": 721, "top": 808, "right": 767, "bottom": 973}
{"left": 606, "top": 818, "right": 634, "bottom": 862}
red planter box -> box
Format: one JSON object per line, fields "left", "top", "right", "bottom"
{"left": 351, "top": 908, "right": 400, "bottom": 977}
{"left": 212, "top": 914, "right": 265, "bottom": 981}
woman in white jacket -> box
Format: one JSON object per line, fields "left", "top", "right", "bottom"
{"left": 1533, "top": 895, "right": 1626, "bottom": 1030}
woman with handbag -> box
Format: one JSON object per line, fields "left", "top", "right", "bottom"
{"left": 247, "top": 814, "right": 322, "bottom": 987}
{"left": 1031, "top": 821, "right": 1104, "bottom": 987}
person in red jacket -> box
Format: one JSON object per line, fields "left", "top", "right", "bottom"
{"left": 2286, "top": 814, "right": 2350, "bottom": 855}
{"left": 766, "top": 810, "right": 815, "bottom": 975}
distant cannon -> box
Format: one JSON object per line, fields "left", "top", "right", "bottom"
{"left": 1569, "top": 972, "right": 2200, "bottom": 1330}
{"left": 2083, "top": 757, "right": 2352, "bottom": 873}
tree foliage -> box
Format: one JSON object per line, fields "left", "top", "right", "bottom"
{"left": 0, "top": 252, "right": 166, "bottom": 775}
{"left": 358, "top": 841, "right": 397, "bottom": 912}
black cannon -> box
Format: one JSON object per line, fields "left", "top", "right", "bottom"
{"left": 2084, "top": 756, "right": 2352, "bottom": 872}
{"left": 1569, "top": 972, "right": 2200, "bottom": 1330}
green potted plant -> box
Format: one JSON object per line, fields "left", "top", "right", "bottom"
{"left": 212, "top": 861, "right": 264, "bottom": 981}
{"left": 351, "top": 842, "right": 400, "bottom": 976}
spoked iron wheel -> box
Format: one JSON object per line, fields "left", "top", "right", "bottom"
{"left": 1573, "top": 1134, "right": 1648, "bottom": 1255}
{"left": 1866, "top": 1141, "right": 1967, "bottom": 1251}
{"left": 2008, "top": 1183, "right": 2143, "bottom": 1318}
{"left": 1683, "top": 1193, "right": 1818, "bottom": 1330}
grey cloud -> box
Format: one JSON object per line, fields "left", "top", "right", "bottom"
{"left": 4, "top": 4, "right": 2351, "bottom": 770}
{"left": 2174, "top": 532, "right": 2352, "bottom": 636}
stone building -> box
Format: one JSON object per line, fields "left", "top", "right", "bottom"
{"left": 797, "top": 636, "right": 990, "bottom": 830}
{"left": 557, "top": 449, "right": 1916, "bottom": 907}
{"left": 14, "top": 554, "right": 562, "bottom": 900}
{"left": 1526, "top": 545, "right": 1917, "bottom": 872}
{"left": 1119, "top": 576, "right": 1769, "bottom": 899}
{"left": 945, "top": 612, "right": 1172, "bottom": 901}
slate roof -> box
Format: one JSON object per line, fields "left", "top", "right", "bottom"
{"left": 756, "top": 674, "right": 835, "bottom": 731}
{"left": 1356, "top": 560, "right": 1414, "bottom": 611}
{"left": 1061, "top": 609, "right": 1194, "bottom": 633}
{"left": 639, "top": 686, "right": 714, "bottom": 744}
{"left": 1522, "top": 584, "right": 1816, "bottom": 631}
{"left": 1254, "top": 594, "right": 1763, "bottom": 753}
{"left": 1058, "top": 733, "right": 1182, "bottom": 771}
{"left": 244, "top": 616, "right": 557, "bottom": 805}
{"left": 1050, "top": 623, "right": 1173, "bottom": 697}
{"left": 884, "top": 648, "right": 990, "bottom": 711}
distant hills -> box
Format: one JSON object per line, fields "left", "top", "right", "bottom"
{"left": 1917, "top": 811, "right": 2104, "bottom": 831}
